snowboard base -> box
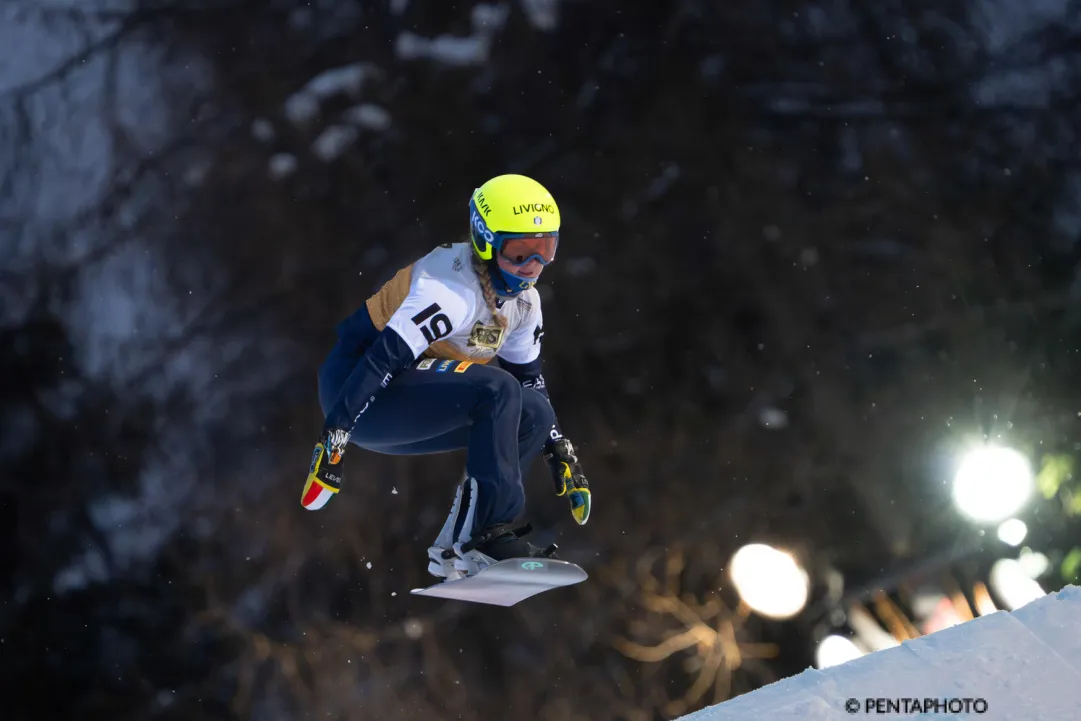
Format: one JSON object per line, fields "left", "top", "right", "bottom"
{"left": 410, "top": 557, "right": 588, "bottom": 606}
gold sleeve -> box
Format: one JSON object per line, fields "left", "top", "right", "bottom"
{"left": 365, "top": 263, "right": 415, "bottom": 330}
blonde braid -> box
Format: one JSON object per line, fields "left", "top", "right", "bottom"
{"left": 470, "top": 252, "right": 509, "bottom": 329}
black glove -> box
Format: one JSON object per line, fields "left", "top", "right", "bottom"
{"left": 544, "top": 438, "right": 591, "bottom": 525}
{"left": 300, "top": 428, "right": 349, "bottom": 511}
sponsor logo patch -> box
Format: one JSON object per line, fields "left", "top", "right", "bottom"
{"left": 467, "top": 322, "right": 505, "bottom": 350}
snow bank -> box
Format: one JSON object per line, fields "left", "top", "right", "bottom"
{"left": 679, "top": 585, "right": 1081, "bottom": 721}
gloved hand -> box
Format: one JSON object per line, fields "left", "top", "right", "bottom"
{"left": 300, "top": 428, "right": 350, "bottom": 511}
{"left": 543, "top": 437, "right": 591, "bottom": 525}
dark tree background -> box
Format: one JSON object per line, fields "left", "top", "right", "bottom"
{"left": 4, "top": 0, "right": 1081, "bottom": 719}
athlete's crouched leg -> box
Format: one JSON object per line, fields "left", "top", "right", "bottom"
{"left": 460, "top": 364, "right": 528, "bottom": 530}
{"left": 466, "top": 363, "right": 523, "bottom": 419}
{"left": 519, "top": 387, "right": 556, "bottom": 463}
{"left": 316, "top": 342, "right": 360, "bottom": 417}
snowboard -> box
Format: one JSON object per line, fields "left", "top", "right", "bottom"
{"left": 410, "top": 557, "right": 588, "bottom": 606}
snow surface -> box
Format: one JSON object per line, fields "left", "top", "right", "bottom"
{"left": 678, "top": 585, "right": 1081, "bottom": 721}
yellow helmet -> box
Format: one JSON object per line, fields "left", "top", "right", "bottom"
{"left": 469, "top": 174, "right": 560, "bottom": 297}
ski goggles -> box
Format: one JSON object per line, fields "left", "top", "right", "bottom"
{"left": 497, "top": 232, "right": 559, "bottom": 266}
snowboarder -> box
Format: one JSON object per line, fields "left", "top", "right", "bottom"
{"left": 302, "top": 174, "right": 591, "bottom": 582}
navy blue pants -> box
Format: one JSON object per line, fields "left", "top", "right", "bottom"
{"left": 318, "top": 343, "right": 555, "bottom": 535}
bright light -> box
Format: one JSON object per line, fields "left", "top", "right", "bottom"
{"left": 951, "top": 446, "right": 1034, "bottom": 522}
{"left": 729, "top": 543, "right": 809, "bottom": 620}
{"left": 996, "top": 518, "right": 1028, "bottom": 546}
{"left": 815, "top": 634, "right": 864, "bottom": 669}
{"left": 1017, "top": 548, "right": 1050, "bottom": 579}
{"left": 990, "top": 558, "right": 1045, "bottom": 610}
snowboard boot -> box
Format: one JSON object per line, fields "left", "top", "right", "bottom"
{"left": 427, "top": 475, "right": 472, "bottom": 581}
{"left": 452, "top": 522, "right": 558, "bottom": 577}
